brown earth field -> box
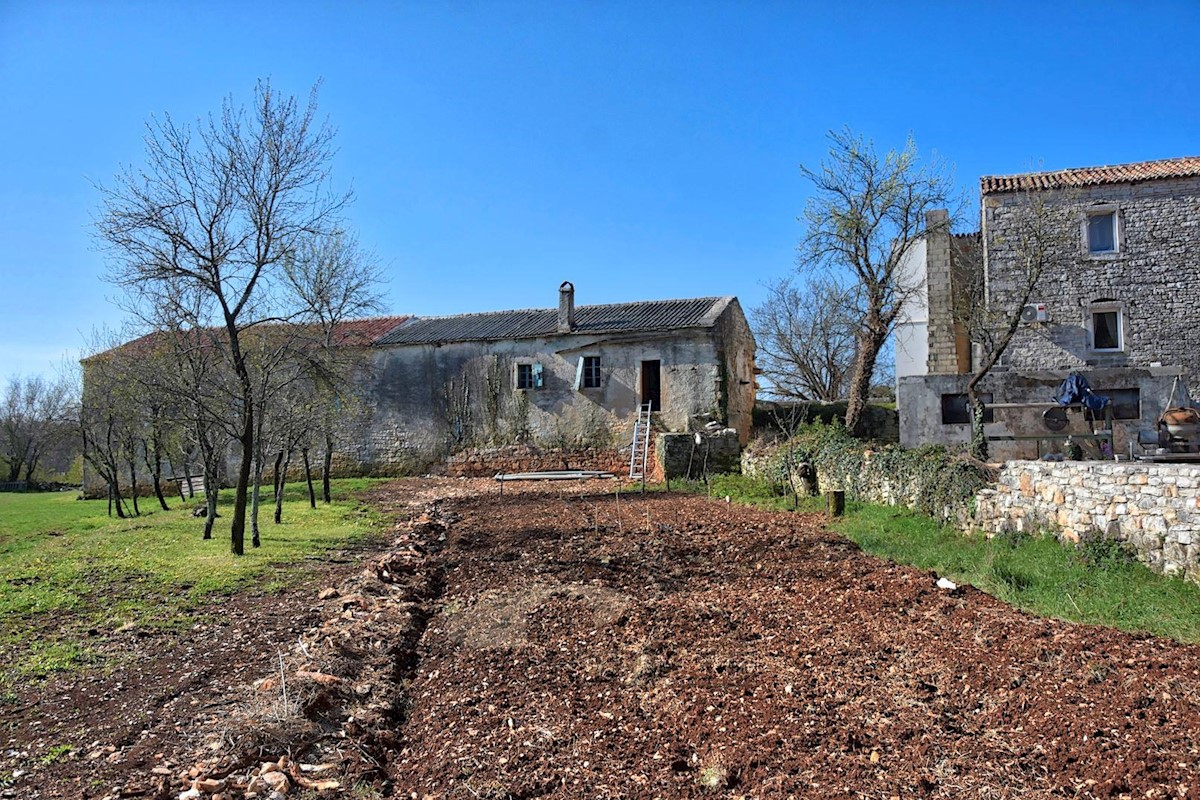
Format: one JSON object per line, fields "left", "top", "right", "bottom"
{"left": 4, "top": 478, "right": 1200, "bottom": 800}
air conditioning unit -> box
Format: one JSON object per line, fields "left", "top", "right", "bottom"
{"left": 1020, "top": 303, "right": 1049, "bottom": 324}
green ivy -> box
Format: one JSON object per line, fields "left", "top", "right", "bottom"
{"left": 748, "top": 423, "right": 993, "bottom": 523}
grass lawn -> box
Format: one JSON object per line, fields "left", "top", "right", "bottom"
{"left": 0, "top": 478, "right": 387, "bottom": 682}
{"left": 684, "top": 473, "right": 1200, "bottom": 644}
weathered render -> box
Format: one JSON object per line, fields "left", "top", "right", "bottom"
{"left": 898, "top": 157, "right": 1200, "bottom": 458}
{"left": 354, "top": 284, "right": 756, "bottom": 470}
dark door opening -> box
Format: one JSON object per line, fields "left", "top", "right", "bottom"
{"left": 640, "top": 360, "right": 661, "bottom": 412}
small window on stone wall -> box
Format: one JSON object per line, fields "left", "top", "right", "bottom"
{"left": 1100, "top": 388, "right": 1140, "bottom": 420}
{"left": 941, "top": 393, "right": 994, "bottom": 425}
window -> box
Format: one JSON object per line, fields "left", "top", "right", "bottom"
{"left": 1084, "top": 207, "right": 1120, "bottom": 255}
{"left": 941, "top": 393, "right": 993, "bottom": 425}
{"left": 582, "top": 356, "right": 601, "bottom": 389}
{"left": 516, "top": 362, "right": 543, "bottom": 390}
{"left": 1089, "top": 302, "right": 1124, "bottom": 351}
{"left": 1100, "top": 388, "right": 1140, "bottom": 420}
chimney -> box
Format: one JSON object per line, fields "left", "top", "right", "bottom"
{"left": 558, "top": 281, "right": 575, "bottom": 333}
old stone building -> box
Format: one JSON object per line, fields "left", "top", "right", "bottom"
{"left": 353, "top": 282, "right": 757, "bottom": 471}
{"left": 898, "top": 156, "right": 1200, "bottom": 457}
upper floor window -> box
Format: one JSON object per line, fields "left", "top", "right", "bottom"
{"left": 1085, "top": 208, "right": 1120, "bottom": 255}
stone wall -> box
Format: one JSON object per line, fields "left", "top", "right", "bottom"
{"left": 985, "top": 177, "right": 1200, "bottom": 395}
{"left": 442, "top": 444, "right": 654, "bottom": 481}
{"left": 657, "top": 430, "right": 740, "bottom": 479}
{"left": 973, "top": 461, "right": 1200, "bottom": 581}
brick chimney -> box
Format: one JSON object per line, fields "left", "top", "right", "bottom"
{"left": 558, "top": 281, "right": 575, "bottom": 333}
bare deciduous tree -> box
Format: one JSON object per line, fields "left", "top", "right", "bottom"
{"left": 96, "top": 80, "right": 352, "bottom": 555}
{"left": 799, "top": 128, "right": 958, "bottom": 436}
{"left": 1, "top": 375, "right": 76, "bottom": 484}
{"left": 751, "top": 276, "right": 858, "bottom": 401}
{"left": 961, "top": 189, "right": 1076, "bottom": 459}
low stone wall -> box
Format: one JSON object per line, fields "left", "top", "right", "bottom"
{"left": 443, "top": 444, "right": 642, "bottom": 479}
{"left": 974, "top": 461, "right": 1200, "bottom": 580}
{"left": 657, "top": 430, "right": 741, "bottom": 479}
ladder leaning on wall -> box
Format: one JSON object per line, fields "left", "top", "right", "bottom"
{"left": 629, "top": 402, "right": 654, "bottom": 481}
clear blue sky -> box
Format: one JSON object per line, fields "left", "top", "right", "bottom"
{"left": 2, "top": 0, "right": 1197, "bottom": 380}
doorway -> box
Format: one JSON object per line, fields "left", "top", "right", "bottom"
{"left": 640, "top": 360, "right": 661, "bottom": 412}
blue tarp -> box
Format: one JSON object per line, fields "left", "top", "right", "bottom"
{"left": 1053, "top": 373, "right": 1110, "bottom": 413}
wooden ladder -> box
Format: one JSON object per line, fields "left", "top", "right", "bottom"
{"left": 629, "top": 402, "right": 653, "bottom": 480}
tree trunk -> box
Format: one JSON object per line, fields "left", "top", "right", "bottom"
{"left": 843, "top": 327, "right": 886, "bottom": 438}
{"left": 272, "top": 450, "right": 284, "bottom": 500}
{"left": 202, "top": 463, "right": 216, "bottom": 540}
{"left": 322, "top": 431, "right": 333, "bottom": 504}
{"left": 128, "top": 460, "right": 141, "bottom": 517}
{"left": 230, "top": 411, "right": 253, "bottom": 556}
{"left": 274, "top": 451, "right": 290, "bottom": 524}
{"left": 184, "top": 458, "right": 194, "bottom": 499}
{"left": 303, "top": 448, "right": 316, "bottom": 509}
{"left": 146, "top": 442, "right": 169, "bottom": 512}
{"left": 250, "top": 451, "right": 264, "bottom": 549}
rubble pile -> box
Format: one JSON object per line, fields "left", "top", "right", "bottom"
{"left": 159, "top": 505, "right": 455, "bottom": 799}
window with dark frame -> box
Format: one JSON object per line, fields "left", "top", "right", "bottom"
{"left": 582, "top": 356, "right": 601, "bottom": 389}
{"left": 940, "top": 393, "right": 993, "bottom": 425}
{"left": 516, "top": 363, "right": 534, "bottom": 390}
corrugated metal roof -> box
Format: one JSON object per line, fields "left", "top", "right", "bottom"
{"left": 376, "top": 297, "right": 732, "bottom": 346}
{"left": 981, "top": 156, "right": 1200, "bottom": 194}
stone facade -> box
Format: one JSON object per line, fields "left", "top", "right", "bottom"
{"left": 974, "top": 461, "right": 1200, "bottom": 581}
{"left": 984, "top": 176, "right": 1200, "bottom": 388}
{"left": 898, "top": 160, "right": 1200, "bottom": 456}
{"left": 361, "top": 292, "right": 756, "bottom": 472}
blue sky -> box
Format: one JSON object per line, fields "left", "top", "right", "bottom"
{"left": 1, "top": 0, "right": 1197, "bottom": 380}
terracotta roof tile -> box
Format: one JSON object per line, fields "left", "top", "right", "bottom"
{"left": 981, "top": 156, "right": 1200, "bottom": 194}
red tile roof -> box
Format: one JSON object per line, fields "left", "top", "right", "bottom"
{"left": 85, "top": 316, "right": 410, "bottom": 361}
{"left": 981, "top": 156, "right": 1200, "bottom": 194}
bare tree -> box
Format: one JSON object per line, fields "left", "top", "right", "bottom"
{"left": 961, "top": 189, "right": 1076, "bottom": 459}
{"left": 799, "top": 128, "right": 958, "bottom": 436}
{"left": 96, "top": 80, "right": 350, "bottom": 555}
{"left": 751, "top": 276, "right": 857, "bottom": 401}
{"left": 1, "top": 375, "right": 76, "bottom": 484}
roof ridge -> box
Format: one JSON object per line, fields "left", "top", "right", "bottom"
{"left": 401, "top": 295, "right": 725, "bottom": 323}
{"left": 981, "top": 155, "right": 1200, "bottom": 194}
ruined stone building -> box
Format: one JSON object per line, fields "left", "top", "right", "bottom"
{"left": 353, "top": 282, "right": 757, "bottom": 471}
{"left": 897, "top": 156, "right": 1200, "bottom": 458}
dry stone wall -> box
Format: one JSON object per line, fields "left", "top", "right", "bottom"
{"left": 442, "top": 444, "right": 643, "bottom": 480}
{"left": 974, "top": 461, "right": 1200, "bottom": 581}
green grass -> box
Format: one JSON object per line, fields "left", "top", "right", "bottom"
{"left": 0, "top": 478, "right": 387, "bottom": 678}
{"left": 678, "top": 473, "right": 1200, "bottom": 643}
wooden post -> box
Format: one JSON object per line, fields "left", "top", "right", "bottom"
{"left": 826, "top": 490, "right": 845, "bottom": 518}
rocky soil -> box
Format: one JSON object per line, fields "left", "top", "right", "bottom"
{"left": 4, "top": 479, "right": 1200, "bottom": 799}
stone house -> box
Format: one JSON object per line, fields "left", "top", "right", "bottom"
{"left": 897, "top": 156, "right": 1200, "bottom": 458}
{"left": 353, "top": 282, "right": 757, "bottom": 470}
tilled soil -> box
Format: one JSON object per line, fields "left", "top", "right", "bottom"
{"left": 5, "top": 480, "right": 1200, "bottom": 799}
{"left": 392, "top": 487, "right": 1200, "bottom": 799}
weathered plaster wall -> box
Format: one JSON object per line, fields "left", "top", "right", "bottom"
{"left": 984, "top": 177, "right": 1200, "bottom": 394}
{"left": 362, "top": 330, "right": 727, "bottom": 466}
{"left": 974, "top": 460, "right": 1200, "bottom": 581}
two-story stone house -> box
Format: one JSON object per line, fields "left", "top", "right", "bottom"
{"left": 897, "top": 156, "right": 1200, "bottom": 458}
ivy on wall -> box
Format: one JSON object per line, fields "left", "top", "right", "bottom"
{"left": 744, "top": 424, "right": 994, "bottom": 524}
